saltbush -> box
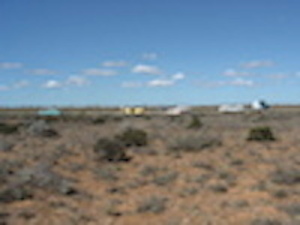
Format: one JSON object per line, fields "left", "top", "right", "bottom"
{"left": 247, "top": 126, "right": 275, "bottom": 141}
{"left": 116, "top": 128, "right": 148, "bottom": 147}
{"left": 94, "top": 138, "right": 128, "bottom": 162}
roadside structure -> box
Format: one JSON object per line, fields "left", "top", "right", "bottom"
{"left": 218, "top": 104, "right": 245, "bottom": 113}
{"left": 165, "top": 105, "right": 190, "bottom": 116}
{"left": 122, "top": 106, "right": 146, "bottom": 116}
{"left": 251, "top": 100, "right": 269, "bottom": 111}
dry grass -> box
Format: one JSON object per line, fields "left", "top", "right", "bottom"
{"left": 0, "top": 106, "right": 299, "bottom": 225}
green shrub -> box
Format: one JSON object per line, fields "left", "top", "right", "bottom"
{"left": 187, "top": 116, "right": 203, "bottom": 129}
{"left": 0, "top": 123, "right": 19, "bottom": 135}
{"left": 270, "top": 165, "right": 300, "bottom": 185}
{"left": 168, "top": 134, "right": 221, "bottom": 152}
{"left": 116, "top": 128, "right": 147, "bottom": 147}
{"left": 137, "top": 196, "right": 168, "bottom": 214}
{"left": 94, "top": 138, "right": 129, "bottom": 162}
{"left": 247, "top": 126, "right": 276, "bottom": 141}
{"left": 92, "top": 115, "right": 111, "bottom": 124}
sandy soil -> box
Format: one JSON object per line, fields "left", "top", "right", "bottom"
{"left": 0, "top": 107, "right": 299, "bottom": 225}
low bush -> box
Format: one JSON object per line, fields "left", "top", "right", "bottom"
{"left": 247, "top": 126, "right": 276, "bottom": 141}
{"left": 0, "top": 140, "right": 14, "bottom": 152}
{"left": 168, "top": 133, "right": 221, "bottom": 152}
{"left": 152, "top": 172, "right": 178, "bottom": 186}
{"left": 137, "top": 196, "right": 168, "bottom": 214}
{"left": 187, "top": 116, "right": 203, "bottom": 129}
{"left": 278, "top": 203, "right": 300, "bottom": 217}
{"left": 116, "top": 128, "right": 148, "bottom": 147}
{"left": 93, "top": 138, "right": 129, "bottom": 162}
{"left": 27, "top": 120, "right": 59, "bottom": 137}
{"left": 92, "top": 116, "right": 110, "bottom": 124}
{"left": 251, "top": 218, "right": 283, "bottom": 225}
{"left": 0, "top": 185, "right": 33, "bottom": 203}
{"left": 0, "top": 123, "right": 19, "bottom": 135}
{"left": 270, "top": 165, "right": 300, "bottom": 185}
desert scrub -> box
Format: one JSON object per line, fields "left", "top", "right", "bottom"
{"left": 270, "top": 165, "right": 300, "bottom": 185}
{"left": 278, "top": 203, "right": 300, "bottom": 217}
{"left": 26, "top": 120, "right": 59, "bottom": 137}
{"left": 0, "top": 139, "right": 14, "bottom": 152}
{"left": 93, "top": 138, "right": 129, "bottom": 162}
{"left": 115, "top": 128, "right": 148, "bottom": 147}
{"left": 168, "top": 133, "right": 221, "bottom": 152}
{"left": 92, "top": 116, "right": 109, "bottom": 124}
{"left": 251, "top": 218, "right": 283, "bottom": 225}
{"left": 93, "top": 165, "right": 121, "bottom": 181}
{"left": 247, "top": 126, "right": 276, "bottom": 141}
{"left": 0, "top": 122, "right": 19, "bottom": 135}
{"left": 137, "top": 196, "right": 168, "bottom": 214}
{"left": 152, "top": 171, "right": 178, "bottom": 186}
{"left": 187, "top": 115, "right": 203, "bottom": 129}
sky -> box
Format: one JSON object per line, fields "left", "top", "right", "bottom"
{"left": 1, "top": 0, "right": 300, "bottom": 106}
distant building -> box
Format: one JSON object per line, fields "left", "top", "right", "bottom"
{"left": 218, "top": 104, "right": 245, "bottom": 113}
{"left": 251, "top": 100, "right": 269, "bottom": 111}
{"left": 165, "top": 106, "right": 190, "bottom": 116}
{"left": 121, "top": 106, "right": 146, "bottom": 116}
{"left": 37, "top": 108, "right": 62, "bottom": 117}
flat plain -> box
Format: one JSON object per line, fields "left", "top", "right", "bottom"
{"left": 0, "top": 106, "right": 299, "bottom": 225}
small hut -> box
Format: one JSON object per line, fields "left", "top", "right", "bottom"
{"left": 37, "top": 108, "right": 62, "bottom": 117}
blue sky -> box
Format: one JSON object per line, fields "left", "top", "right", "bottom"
{"left": 0, "top": 0, "right": 300, "bottom": 106}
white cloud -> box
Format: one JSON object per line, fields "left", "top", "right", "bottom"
{"left": 132, "top": 64, "right": 162, "bottom": 75}
{"left": 102, "top": 61, "right": 128, "bottom": 67}
{"left": 241, "top": 60, "right": 275, "bottom": 69}
{"left": 43, "top": 80, "right": 63, "bottom": 89}
{"left": 147, "top": 79, "right": 174, "bottom": 87}
{"left": 13, "top": 80, "right": 30, "bottom": 89}
{"left": 172, "top": 72, "right": 185, "bottom": 80}
{"left": 268, "top": 73, "right": 289, "bottom": 79}
{"left": 223, "top": 69, "right": 253, "bottom": 77}
{"left": 0, "top": 85, "right": 10, "bottom": 91}
{"left": 230, "top": 78, "right": 255, "bottom": 87}
{"left": 0, "top": 62, "right": 23, "bottom": 69}
{"left": 82, "top": 68, "right": 117, "bottom": 76}
{"left": 198, "top": 78, "right": 255, "bottom": 88}
{"left": 28, "top": 68, "right": 58, "bottom": 75}
{"left": 66, "top": 76, "right": 89, "bottom": 86}
{"left": 121, "top": 81, "right": 143, "bottom": 88}
{"left": 142, "top": 53, "right": 158, "bottom": 60}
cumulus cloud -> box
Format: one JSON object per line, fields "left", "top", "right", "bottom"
{"left": 0, "top": 85, "right": 10, "bottom": 91}
{"left": 82, "top": 68, "right": 117, "bottom": 76}
{"left": 66, "top": 76, "right": 90, "bottom": 86}
{"left": 102, "top": 60, "right": 128, "bottom": 67}
{"left": 43, "top": 76, "right": 90, "bottom": 89}
{"left": 142, "top": 53, "right": 158, "bottom": 60}
{"left": 172, "top": 72, "right": 185, "bottom": 80}
{"left": 198, "top": 78, "right": 255, "bottom": 88}
{"left": 43, "top": 80, "right": 63, "bottom": 89}
{"left": 230, "top": 78, "right": 255, "bottom": 87}
{"left": 13, "top": 80, "right": 30, "bottom": 89}
{"left": 121, "top": 81, "right": 143, "bottom": 88}
{"left": 223, "top": 69, "right": 253, "bottom": 77}
{"left": 241, "top": 60, "right": 275, "bottom": 69}
{"left": 123, "top": 71, "right": 185, "bottom": 88}
{"left": 0, "top": 80, "right": 30, "bottom": 91}
{"left": 28, "top": 68, "right": 58, "bottom": 75}
{"left": 268, "top": 73, "right": 289, "bottom": 79}
{"left": 147, "top": 79, "right": 175, "bottom": 87}
{"left": 132, "top": 64, "right": 162, "bottom": 75}
{"left": 0, "top": 62, "right": 23, "bottom": 69}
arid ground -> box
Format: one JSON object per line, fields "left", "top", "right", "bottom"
{"left": 0, "top": 106, "right": 299, "bottom": 225}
